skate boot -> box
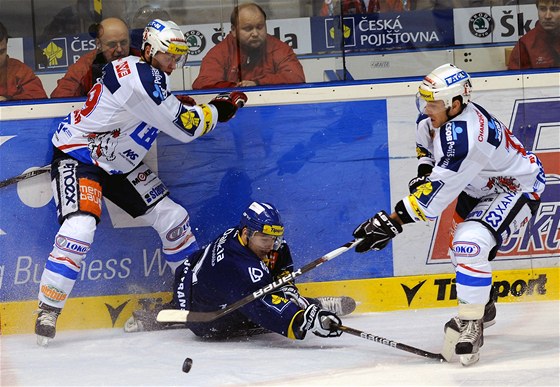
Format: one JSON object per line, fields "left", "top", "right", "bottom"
{"left": 483, "top": 288, "right": 497, "bottom": 328}
{"left": 455, "top": 318, "right": 484, "bottom": 366}
{"left": 35, "top": 302, "right": 61, "bottom": 347}
{"left": 316, "top": 296, "right": 357, "bottom": 316}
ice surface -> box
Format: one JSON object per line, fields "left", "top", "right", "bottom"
{"left": 1, "top": 301, "right": 558, "bottom": 386}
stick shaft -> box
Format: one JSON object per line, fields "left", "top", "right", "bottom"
{"left": 339, "top": 325, "right": 445, "bottom": 361}
{"left": 0, "top": 166, "right": 51, "bottom": 188}
{"left": 157, "top": 238, "right": 362, "bottom": 323}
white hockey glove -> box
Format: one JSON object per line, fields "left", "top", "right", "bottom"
{"left": 281, "top": 284, "right": 311, "bottom": 309}
{"left": 209, "top": 91, "right": 248, "bottom": 122}
{"left": 353, "top": 210, "right": 403, "bottom": 253}
{"left": 300, "top": 304, "right": 342, "bottom": 338}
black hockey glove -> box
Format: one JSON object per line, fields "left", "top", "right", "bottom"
{"left": 353, "top": 210, "right": 403, "bottom": 253}
{"left": 300, "top": 304, "right": 342, "bottom": 338}
{"left": 281, "top": 284, "right": 311, "bottom": 309}
{"left": 408, "top": 175, "right": 429, "bottom": 194}
{"left": 209, "top": 91, "right": 248, "bottom": 122}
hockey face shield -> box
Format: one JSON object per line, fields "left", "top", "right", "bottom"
{"left": 247, "top": 224, "right": 284, "bottom": 252}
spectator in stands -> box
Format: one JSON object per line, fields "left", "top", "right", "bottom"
{"left": 508, "top": 0, "right": 560, "bottom": 69}
{"left": 318, "top": 0, "right": 413, "bottom": 15}
{"left": 192, "top": 3, "right": 305, "bottom": 89}
{"left": 0, "top": 22, "right": 47, "bottom": 101}
{"left": 50, "top": 17, "right": 132, "bottom": 98}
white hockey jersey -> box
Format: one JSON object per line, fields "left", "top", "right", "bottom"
{"left": 52, "top": 55, "right": 219, "bottom": 174}
{"left": 402, "top": 102, "right": 546, "bottom": 222}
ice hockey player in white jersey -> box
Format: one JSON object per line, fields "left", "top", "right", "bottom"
{"left": 352, "top": 63, "right": 545, "bottom": 366}
{"left": 34, "top": 19, "right": 248, "bottom": 346}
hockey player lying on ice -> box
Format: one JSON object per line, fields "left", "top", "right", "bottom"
{"left": 125, "top": 201, "right": 357, "bottom": 339}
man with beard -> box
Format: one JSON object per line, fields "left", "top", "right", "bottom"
{"left": 192, "top": 3, "right": 305, "bottom": 89}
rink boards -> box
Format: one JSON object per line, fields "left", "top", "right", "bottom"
{"left": 0, "top": 72, "right": 558, "bottom": 334}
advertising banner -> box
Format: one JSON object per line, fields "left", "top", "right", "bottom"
{"left": 0, "top": 100, "right": 391, "bottom": 303}
{"left": 453, "top": 5, "right": 538, "bottom": 45}
{"left": 310, "top": 10, "right": 454, "bottom": 53}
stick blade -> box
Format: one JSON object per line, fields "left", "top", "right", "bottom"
{"left": 156, "top": 309, "right": 189, "bottom": 323}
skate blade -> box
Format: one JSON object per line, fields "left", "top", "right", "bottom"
{"left": 36, "top": 335, "right": 51, "bottom": 347}
{"left": 441, "top": 326, "right": 460, "bottom": 362}
{"left": 460, "top": 352, "right": 480, "bottom": 366}
{"left": 483, "top": 319, "right": 496, "bottom": 329}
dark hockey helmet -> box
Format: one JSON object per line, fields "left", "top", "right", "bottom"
{"left": 240, "top": 201, "right": 284, "bottom": 237}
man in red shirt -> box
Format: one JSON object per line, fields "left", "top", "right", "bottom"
{"left": 192, "top": 3, "right": 305, "bottom": 89}
{"left": 50, "top": 17, "right": 131, "bottom": 98}
{"left": 0, "top": 22, "right": 47, "bottom": 101}
{"left": 508, "top": 0, "right": 560, "bottom": 69}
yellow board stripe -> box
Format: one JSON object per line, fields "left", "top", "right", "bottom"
{"left": 1, "top": 267, "right": 557, "bottom": 335}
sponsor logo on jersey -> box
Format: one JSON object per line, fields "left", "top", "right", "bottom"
{"left": 144, "top": 183, "right": 167, "bottom": 204}
{"left": 79, "top": 178, "right": 102, "bottom": 218}
{"left": 438, "top": 121, "right": 468, "bottom": 172}
{"left": 115, "top": 61, "right": 131, "bottom": 78}
{"left": 166, "top": 215, "right": 191, "bottom": 242}
{"left": 131, "top": 168, "right": 153, "bottom": 186}
{"left": 452, "top": 241, "right": 481, "bottom": 257}
{"left": 55, "top": 235, "right": 91, "bottom": 255}
{"left": 41, "top": 284, "right": 68, "bottom": 302}
{"left": 60, "top": 160, "right": 78, "bottom": 209}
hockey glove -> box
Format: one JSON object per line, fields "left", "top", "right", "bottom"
{"left": 408, "top": 175, "right": 428, "bottom": 194}
{"left": 209, "top": 91, "right": 248, "bottom": 122}
{"left": 301, "top": 304, "right": 342, "bottom": 338}
{"left": 281, "top": 284, "right": 311, "bottom": 309}
{"left": 353, "top": 210, "right": 403, "bottom": 253}
{"left": 175, "top": 94, "right": 196, "bottom": 106}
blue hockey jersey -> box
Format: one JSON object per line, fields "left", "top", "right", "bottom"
{"left": 173, "top": 227, "right": 305, "bottom": 339}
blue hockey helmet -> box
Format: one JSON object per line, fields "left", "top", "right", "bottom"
{"left": 240, "top": 202, "right": 284, "bottom": 238}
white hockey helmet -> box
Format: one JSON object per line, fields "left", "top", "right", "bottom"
{"left": 417, "top": 63, "right": 472, "bottom": 110}
{"left": 142, "top": 19, "right": 188, "bottom": 67}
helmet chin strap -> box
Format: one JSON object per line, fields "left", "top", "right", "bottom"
{"left": 444, "top": 103, "right": 465, "bottom": 123}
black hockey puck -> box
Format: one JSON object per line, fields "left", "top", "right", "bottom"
{"left": 182, "top": 357, "right": 193, "bottom": 373}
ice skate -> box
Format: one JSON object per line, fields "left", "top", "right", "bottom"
{"left": 456, "top": 319, "right": 483, "bottom": 366}
{"left": 316, "top": 296, "right": 356, "bottom": 316}
{"left": 35, "top": 302, "right": 61, "bottom": 347}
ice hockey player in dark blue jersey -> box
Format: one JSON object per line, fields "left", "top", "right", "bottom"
{"left": 126, "top": 201, "right": 355, "bottom": 340}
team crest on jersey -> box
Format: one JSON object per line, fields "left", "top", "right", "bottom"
{"left": 413, "top": 179, "right": 444, "bottom": 208}
{"left": 86, "top": 129, "right": 121, "bottom": 161}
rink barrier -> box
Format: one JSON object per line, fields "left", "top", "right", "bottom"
{"left": 1, "top": 267, "right": 557, "bottom": 335}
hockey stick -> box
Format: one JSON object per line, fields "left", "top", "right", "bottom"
{"left": 157, "top": 238, "right": 363, "bottom": 323}
{"left": 0, "top": 165, "right": 51, "bottom": 188}
{"left": 338, "top": 325, "right": 445, "bottom": 361}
